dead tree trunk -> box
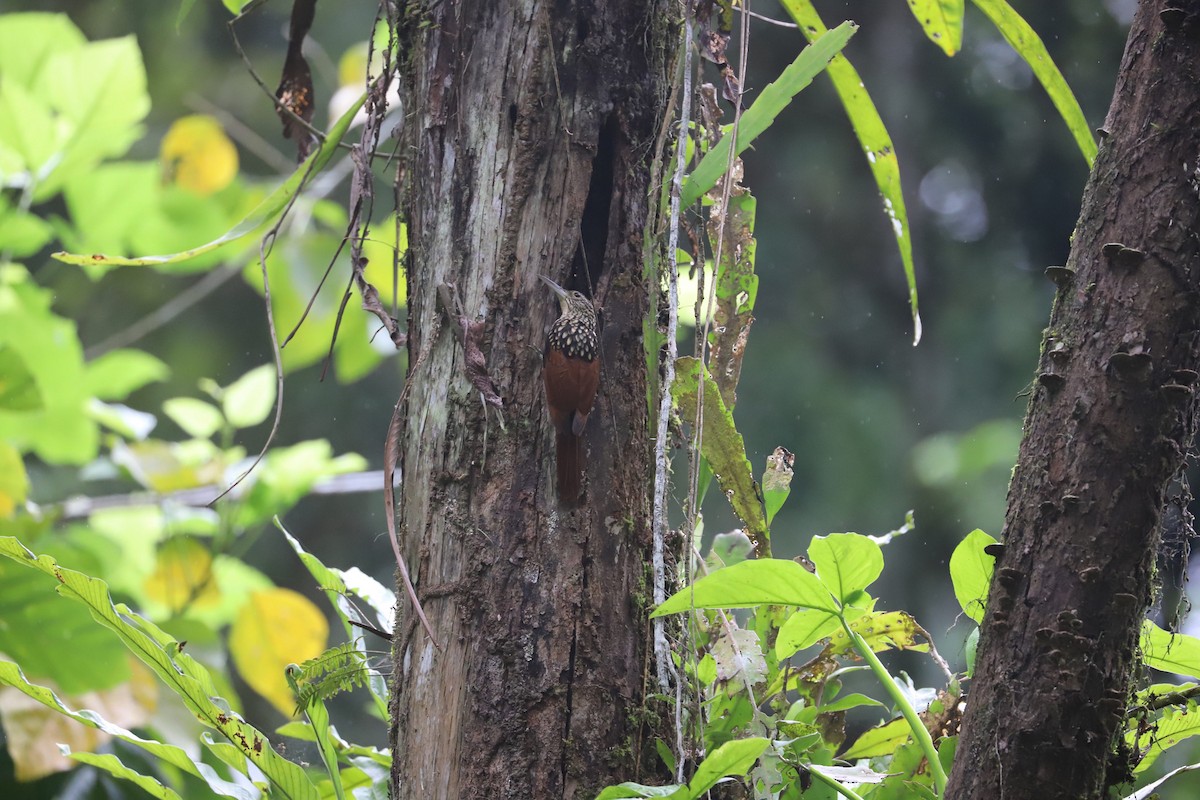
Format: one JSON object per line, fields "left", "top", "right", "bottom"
{"left": 948, "top": 2, "right": 1200, "bottom": 797}
{"left": 387, "top": 2, "right": 672, "bottom": 798}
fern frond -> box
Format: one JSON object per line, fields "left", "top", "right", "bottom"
{"left": 291, "top": 641, "right": 372, "bottom": 713}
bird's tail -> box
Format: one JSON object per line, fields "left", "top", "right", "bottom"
{"left": 555, "top": 429, "right": 583, "bottom": 506}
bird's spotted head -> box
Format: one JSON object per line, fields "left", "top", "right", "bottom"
{"left": 540, "top": 276, "right": 595, "bottom": 320}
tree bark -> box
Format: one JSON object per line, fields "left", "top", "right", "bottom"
{"left": 948, "top": 2, "right": 1200, "bottom": 797}
{"left": 387, "top": 2, "right": 672, "bottom": 798}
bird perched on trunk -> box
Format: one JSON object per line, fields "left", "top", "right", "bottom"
{"left": 540, "top": 275, "right": 600, "bottom": 506}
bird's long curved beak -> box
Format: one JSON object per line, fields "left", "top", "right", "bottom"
{"left": 539, "top": 275, "right": 570, "bottom": 312}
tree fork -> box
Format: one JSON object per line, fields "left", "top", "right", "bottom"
{"left": 948, "top": 2, "right": 1200, "bottom": 797}
{"left": 388, "top": 2, "right": 673, "bottom": 798}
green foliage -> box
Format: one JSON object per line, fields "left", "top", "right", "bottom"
{"left": 0, "top": 11, "right": 397, "bottom": 796}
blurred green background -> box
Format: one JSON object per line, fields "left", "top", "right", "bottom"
{"left": 7, "top": 0, "right": 1178, "bottom": 796}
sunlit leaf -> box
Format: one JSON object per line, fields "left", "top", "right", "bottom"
{"left": 0, "top": 660, "right": 255, "bottom": 798}
{"left": 949, "top": 529, "right": 996, "bottom": 623}
{"left": 0, "top": 441, "right": 28, "bottom": 516}
{"left": 808, "top": 533, "right": 883, "bottom": 605}
{"left": 163, "top": 397, "right": 225, "bottom": 440}
{"left": 654, "top": 559, "right": 838, "bottom": 617}
{"left": 1142, "top": 620, "right": 1200, "bottom": 680}
{"left": 0, "top": 265, "right": 96, "bottom": 464}
{"left": 0, "top": 661, "right": 155, "bottom": 782}
{"left": 230, "top": 588, "right": 329, "bottom": 717}
{"left": 222, "top": 364, "right": 276, "bottom": 429}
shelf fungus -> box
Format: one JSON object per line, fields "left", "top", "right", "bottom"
{"left": 1101, "top": 242, "right": 1146, "bottom": 271}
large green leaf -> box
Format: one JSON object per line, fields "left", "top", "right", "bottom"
{"left": 0, "top": 536, "right": 319, "bottom": 800}
{"left": 1142, "top": 620, "right": 1200, "bottom": 680}
{"left": 0, "top": 265, "right": 96, "bottom": 464}
{"left": 680, "top": 22, "right": 856, "bottom": 207}
{"left": 972, "top": 0, "right": 1097, "bottom": 166}
{"left": 807, "top": 533, "right": 883, "bottom": 605}
{"left": 0, "top": 14, "right": 149, "bottom": 201}
{"left": 653, "top": 559, "right": 838, "bottom": 617}
{"left": 949, "top": 529, "right": 996, "bottom": 623}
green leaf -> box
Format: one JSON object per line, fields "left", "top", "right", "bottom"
{"left": 776, "top": 608, "right": 842, "bottom": 659}
{"left": 780, "top": 2, "right": 920, "bottom": 342}
{"left": 949, "top": 529, "right": 996, "bottom": 623}
{"left": 680, "top": 737, "right": 770, "bottom": 798}
{"left": 816, "top": 693, "right": 887, "bottom": 714}
{"left": 222, "top": 364, "right": 276, "bottom": 429}
{"left": 902, "top": 0, "right": 964, "bottom": 55}
{"left": 163, "top": 397, "right": 225, "bottom": 440}
{"left": 235, "top": 440, "right": 366, "bottom": 527}
{"left": 841, "top": 716, "right": 911, "bottom": 759}
{"left": 286, "top": 665, "right": 346, "bottom": 800}
{"left": 680, "top": 22, "right": 857, "bottom": 207}
{"left": 595, "top": 783, "right": 682, "bottom": 799}
{"left": 1142, "top": 620, "right": 1200, "bottom": 679}
{"left": 85, "top": 349, "right": 170, "bottom": 401}
{"left": 52, "top": 91, "right": 367, "bottom": 268}
{"left": 0, "top": 661, "right": 256, "bottom": 799}
{"left": 653, "top": 559, "right": 838, "bottom": 617}
{"left": 971, "top": 0, "right": 1096, "bottom": 166}
{"left": 0, "top": 343, "right": 44, "bottom": 412}
{"left": 1128, "top": 699, "right": 1200, "bottom": 774}
{"left": 0, "top": 198, "right": 54, "bottom": 257}
{"left": 0, "top": 536, "right": 319, "bottom": 800}
{"left": 807, "top": 533, "right": 883, "bottom": 605}
{"left": 64, "top": 749, "right": 183, "bottom": 800}
{"left": 0, "top": 265, "right": 97, "bottom": 463}
{"left": 671, "top": 357, "right": 767, "bottom": 545}
{"left": 0, "top": 15, "right": 150, "bottom": 201}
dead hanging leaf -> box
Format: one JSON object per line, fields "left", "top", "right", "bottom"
{"left": 276, "top": 0, "right": 317, "bottom": 160}
{"left": 762, "top": 446, "right": 794, "bottom": 528}
{"left": 229, "top": 588, "right": 328, "bottom": 716}
{"left": 160, "top": 115, "right": 239, "bottom": 196}
{"left": 707, "top": 190, "right": 758, "bottom": 410}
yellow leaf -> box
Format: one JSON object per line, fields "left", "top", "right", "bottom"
{"left": 230, "top": 588, "right": 328, "bottom": 716}
{"left": 143, "top": 537, "right": 221, "bottom": 613}
{"left": 160, "top": 114, "right": 238, "bottom": 196}
{"left": 0, "top": 441, "right": 29, "bottom": 516}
